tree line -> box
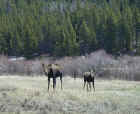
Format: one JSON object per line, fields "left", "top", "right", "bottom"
{"left": 0, "top": 0, "right": 140, "bottom": 58}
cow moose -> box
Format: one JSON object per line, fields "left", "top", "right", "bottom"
{"left": 42, "top": 63, "right": 63, "bottom": 91}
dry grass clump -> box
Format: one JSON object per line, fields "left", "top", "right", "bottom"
{"left": 0, "top": 76, "right": 140, "bottom": 114}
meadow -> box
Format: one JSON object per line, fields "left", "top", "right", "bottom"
{"left": 0, "top": 76, "right": 140, "bottom": 114}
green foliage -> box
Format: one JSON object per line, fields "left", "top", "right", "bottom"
{"left": 79, "top": 20, "right": 97, "bottom": 54}
{"left": 0, "top": 0, "right": 139, "bottom": 57}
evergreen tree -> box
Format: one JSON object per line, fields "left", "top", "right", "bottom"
{"left": 0, "top": 0, "right": 139, "bottom": 57}
{"left": 79, "top": 20, "right": 97, "bottom": 54}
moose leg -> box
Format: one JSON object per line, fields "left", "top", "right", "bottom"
{"left": 48, "top": 78, "right": 50, "bottom": 91}
{"left": 83, "top": 81, "right": 85, "bottom": 89}
{"left": 83, "top": 82, "right": 86, "bottom": 89}
{"left": 92, "top": 80, "right": 95, "bottom": 91}
{"left": 83, "top": 76, "right": 86, "bottom": 89}
{"left": 60, "top": 74, "right": 63, "bottom": 90}
{"left": 87, "top": 82, "right": 89, "bottom": 91}
{"left": 89, "top": 82, "right": 91, "bottom": 91}
{"left": 53, "top": 78, "right": 56, "bottom": 90}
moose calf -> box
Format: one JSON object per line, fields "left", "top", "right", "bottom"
{"left": 83, "top": 70, "right": 95, "bottom": 91}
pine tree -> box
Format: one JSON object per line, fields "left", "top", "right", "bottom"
{"left": 104, "top": 8, "right": 118, "bottom": 53}
{"left": 79, "top": 20, "right": 97, "bottom": 54}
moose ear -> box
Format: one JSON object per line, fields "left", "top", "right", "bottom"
{"left": 55, "top": 64, "right": 60, "bottom": 67}
{"left": 48, "top": 64, "right": 51, "bottom": 67}
{"left": 42, "top": 63, "right": 44, "bottom": 66}
{"left": 55, "top": 63, "right": 62, "bottom": 69}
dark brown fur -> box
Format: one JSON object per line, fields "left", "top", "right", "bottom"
{"left": 42, "top": 63, "right": 63, "bottom": 91}
{"left": 83, "top": 71, "right": 95, "bottom": 91}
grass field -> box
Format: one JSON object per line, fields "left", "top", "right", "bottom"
{"left": 0, "top": 76, "right": 140, "bottom": 114}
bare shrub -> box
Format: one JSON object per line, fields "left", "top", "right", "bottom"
{"left": 56, "top": 50, "right": 140, "bottom": 80}
{"left": 0, "top": 50, "right": 140, "bottom": 80}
